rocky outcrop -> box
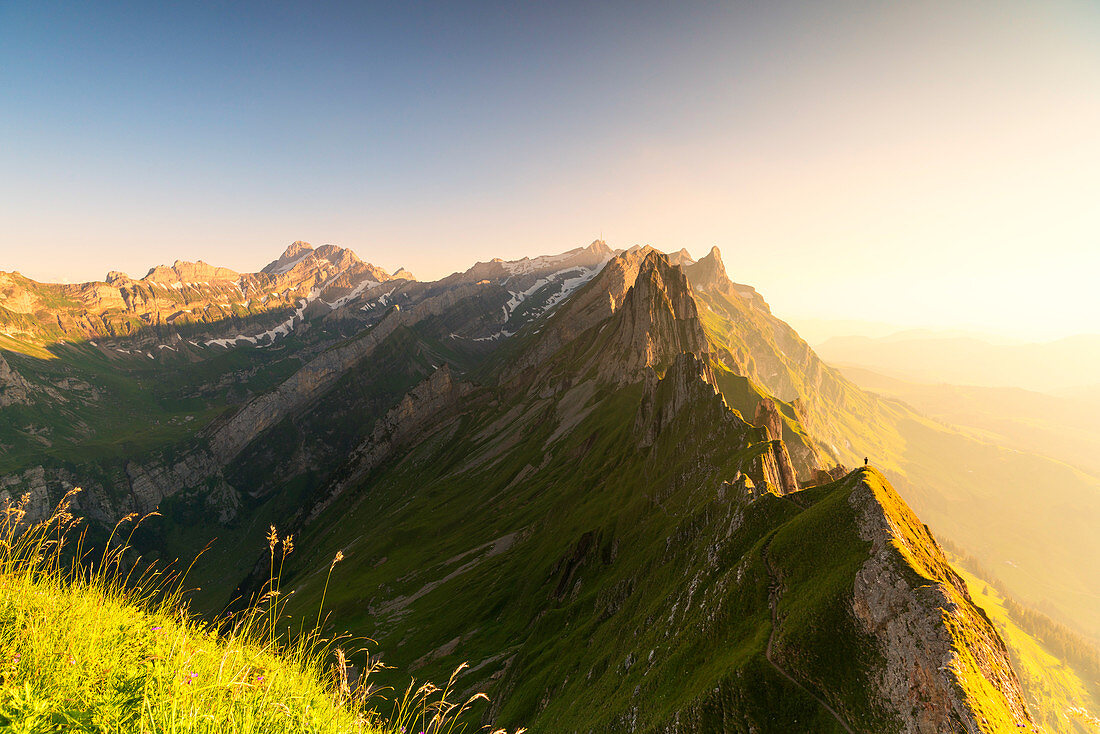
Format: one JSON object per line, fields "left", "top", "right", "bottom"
{"left": 683, "top": 246, "right": 727, "bottom": 290}
{"left": 849, "top": 471, "right": 1032, "bottom": 733}
{"left": 0, "top": 466, "right": 117, "bottom": 525}
{"left": 753, "top": 399, "right": 798, "bottom": 494}
{"left": 0, "top": 352, "right": 34, "bottom": 407}
{"left": 634, "top": 352, "right": 730, "bottom": 448}
{"left": 753, "top": 398, "right": 784, "bottom": 442}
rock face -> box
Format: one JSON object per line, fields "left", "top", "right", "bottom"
{"left": 597, "top": 251, "right": 709, "bottom": 383}
{"left": 143, "top": 260, "right": 240, "bottom": 283}
{"left": 753, "top": 397, "right": 784, "bottom": 442}
{"left": 635, "top": 352, "right": 732, "bottom": 448}
{"left": 683, "top": 245, "right": 727, "bottom": 289}
{"left": 510, "top": 247, "right": 708, "bottom": 390}
{"left": 849, "top": 472, "right": 1032, "bottom": 733}
{"left": 753, "top": 398, "right": 799, "bottom": 494}
{"left": 0, "top": 352, "right": 34, "bottom": 407}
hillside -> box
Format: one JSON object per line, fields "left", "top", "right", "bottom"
{"left": 949, "top": 563, "right": 1100, "bottom": 734}
{"left": 668, "top": 251, "right": 1100, "bottom": 643}
{"left": 0, "top": 496, "right": 509, "bottom": 734}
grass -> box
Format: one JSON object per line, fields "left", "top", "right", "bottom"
{"left": 0, "top": 491, "right": 522, "bottom": 734}
{"left": 950, "top": 564, "right": 1100, "bottom": 734}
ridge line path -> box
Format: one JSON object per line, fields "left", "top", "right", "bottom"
{"left": 761, "top": 535, "right": 857, "bottom": 734}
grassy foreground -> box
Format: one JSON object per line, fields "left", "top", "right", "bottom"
{"left": 0, "top": 491, "right": 519, "bottom": 734}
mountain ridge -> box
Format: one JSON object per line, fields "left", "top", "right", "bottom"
{"left": 1, "top": 240, "right": 1095, "bottom": 730}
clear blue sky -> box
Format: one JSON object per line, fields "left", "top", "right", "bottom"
{"left": 2, "top": 1, "right": 1098, "bottom": 339}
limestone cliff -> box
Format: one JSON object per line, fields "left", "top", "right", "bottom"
{"left": 849, "top": 470, "right": 1032, "bottom": 733}
{"left": 0, "top": 352, "right": 33, "bottom": 407}
{"left": 754, "top": 398, "right": 799, "bottom": 494}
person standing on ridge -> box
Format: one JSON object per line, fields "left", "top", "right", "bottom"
{"left": 864, "top": 457, "right": 868, "bottom": 466}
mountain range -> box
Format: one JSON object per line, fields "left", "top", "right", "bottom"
{"left": 1, "top": 240, "right": 1097, "bottom": 732}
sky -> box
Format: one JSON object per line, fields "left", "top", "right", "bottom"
{"left": 1, "top": 1, "right": 1098, "bottom": 341}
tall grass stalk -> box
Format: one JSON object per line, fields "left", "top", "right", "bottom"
{"left": 0, "top": 491, "right": 524, "bottom": 734}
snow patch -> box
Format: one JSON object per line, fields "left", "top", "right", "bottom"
{"left": 272, "top": 251, "right": 312, "bottom": 274}
{"left": 322, "top": 279, "right": 379, "bottom": 309}
{"left": 500, "top": 253, "right": 573, "bottom": 276}
{"left": 360, "top": 287, "right": 396, "bottom": 311}
{"left": 204, "top": 289, "right": 320, "bottom": 348}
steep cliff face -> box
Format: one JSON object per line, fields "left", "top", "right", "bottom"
{"left": 0, "top": 352, "right": 33, "bottom": 407}
{"left": 848, "top": 472, "right": 1031, "bottom": 733}
{"left": 634, "top": 352, "right": 736, "bottom": 448}
{"left": 306, "top": 365, "right": 475, "bottom": 522}
{"left": 507, "top": 247, "right": 709, "bottom": 392}
{"left": 754, "top": 398, "right": 799, "bottom": 495}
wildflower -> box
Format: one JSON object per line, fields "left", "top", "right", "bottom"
{"left": 151, "top": 626, "right": 163, "bottom": 632}
{"left": 268, "top": 525, "right": 278, "bottom": 551}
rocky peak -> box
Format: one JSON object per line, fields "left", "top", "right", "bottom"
{"left": 143, "top": 260, "right": 239, "bottom": 284}
{"left": 751, "top": 398, "right": 798, "bottom": 494}
{"left": 391, "top": 267, "right": 416, "bottom": 281}
{"left": 314, "top": 244, "right": 363, "bottom": 270}
{"left": 104, "top": 271, "right": 132, "bottom": 285}
{"left": 666, "top": 248, "right": 696, "bottom": 267}
{"left": 596, "top": 250, "right": 709, "bottom": 383}
{"left": 283, "top": 241, "right": 312, "bottom": 260}
{"left": 262, "top": 241, "right": 315, "bottom": 274}
{"left": 585, "top": 239, "right": 614, "bottom": 258}
{"left": 683, "top": 245, "right": 728, "bottom": 290}
{"left": 505, "top": 247, "right": 709, "bottom": 387}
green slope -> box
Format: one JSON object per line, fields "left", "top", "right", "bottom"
{"left": 951, "top": 564, "right": 1100, "bottom": 734}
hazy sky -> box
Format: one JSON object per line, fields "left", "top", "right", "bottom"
{"left": 2, "top": 1, "right": 1098, "bottom": 340}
